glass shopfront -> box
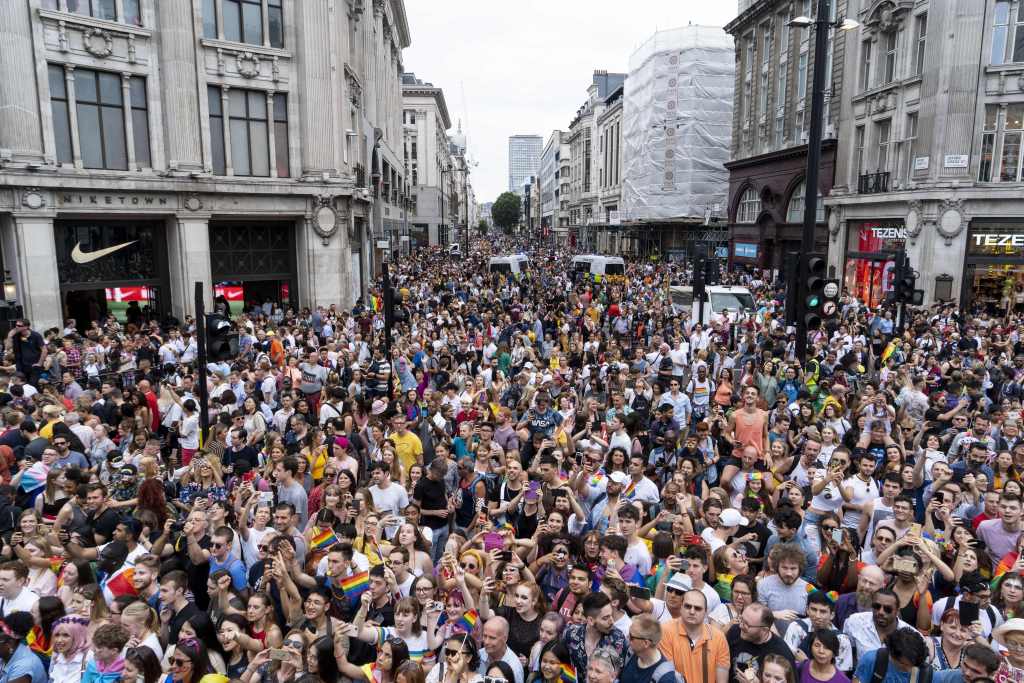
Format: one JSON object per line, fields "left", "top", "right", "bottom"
{"left": 963, "top": 221, "right": 1024, "bottom": 314}
{"left": 843, "top": 220, "right": 906, "bottom": 308}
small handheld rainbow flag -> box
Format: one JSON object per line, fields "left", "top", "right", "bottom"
{"left": 589, "top": 471, "right": 605, "bottom": 487}
{"left": 622, "top": 479, "right": 637, "bottom": 499}
{"left": 559, "top": 662, "right": 577, "bottom": 683}
{"left": 310, "top": 527, "right": 340, "bottom": 551}
{"left": 454, "top": 609, "right": 478, "bottom": 634}
{"left": 340, "top": 571, "right": 370, "bottom": 598}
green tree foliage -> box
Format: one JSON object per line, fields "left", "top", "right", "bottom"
{"left": 492, "top": 192, "right": 521, "bottom": 233}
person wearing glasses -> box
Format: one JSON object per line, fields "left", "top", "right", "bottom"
{"left": 429, "top": 633, "right": 483, "bottom": 683}
{"left": 726, "top": 603, "right": 796, "bottom": 683}
{"left": 841, "top": 589, "right": 911, "bottom": 661}
{"left": 621, "top": 613, "right": 681, "bottom": 683}
{"left": 239, "top": 629, "right": 306, "bottom": 683}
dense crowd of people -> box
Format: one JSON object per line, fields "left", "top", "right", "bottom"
{"left": 0, "top": 238, "right": 1017, "bottom": 683}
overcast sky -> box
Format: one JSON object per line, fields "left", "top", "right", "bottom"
{"left": 402, "top": 1, "right": 739, "bottom": 204}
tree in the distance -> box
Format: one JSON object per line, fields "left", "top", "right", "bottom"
{"left": 477, "top": 219, "right": 488, "bottom": 235}
{"left": 492, "top": 192, "right": 521, "bottom": 234}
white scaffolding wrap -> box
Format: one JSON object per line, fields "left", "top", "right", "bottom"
{"left": 621, "top": 25, "right": 735, "bottom": 222}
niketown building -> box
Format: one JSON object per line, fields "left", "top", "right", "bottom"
{"left": 0, "top": 0, "right": 411, "bottom": 329}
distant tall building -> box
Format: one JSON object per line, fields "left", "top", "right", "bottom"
{"left": 508, "top": 135, "right": 543, "bottom": 194}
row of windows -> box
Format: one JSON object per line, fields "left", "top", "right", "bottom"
{"left": 41, "top": 0, "right": 142, "bottom": 26}
{"left": 47, "top": 63, "right": 290, "bottom": 177}
{"left": 735, "top": 182, "right": 824, "bottom": 224}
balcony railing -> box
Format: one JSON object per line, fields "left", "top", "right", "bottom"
{"left": 355, "top": 164, "right": 367, "bottom": 188}
{"left": 857, "top": 171, "right": 890, "bottom": 194}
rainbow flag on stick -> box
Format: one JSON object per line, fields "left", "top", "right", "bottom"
{"left": 310, "top": 527, "right": 340, "bottom": 551}
{"left": 622, "top": 479, "right": 637, "bottom": 499}
{"left": 454, "top": 609, "right": 478, "bottom": 634}
{"left": 560, "top": 663, "right": 577, "bottom": 683}
{"left": 340, "top": 571, "right": 370, "bottom": 598}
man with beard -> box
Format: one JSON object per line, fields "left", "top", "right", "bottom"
{"left": 131, "top": 554, "right": 160, "bottom": 608}
{"left": 725, "top": 603, "right": 796, "bottom": 683}
{"left": 834, "top": 564, "right": 886, "bottom": 629}
{"left": 756, "top": 543, "right": 810, "bottom": 621}
{"left": 551, "top": 564, "right": 594, "bottom": 621}
{"left": 842, "top": 589, "right": 911, "bottom": 659}
{"left": 563, "top": 593, "right": 628, "bottom": 683}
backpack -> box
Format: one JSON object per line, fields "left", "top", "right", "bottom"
{"left": 649, "top": 657, "right": 685, "bottom": 683}
{"left": 870, "top": 648, "right": 932, "bottom": 683}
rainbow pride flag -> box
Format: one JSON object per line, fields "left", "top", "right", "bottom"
{"left": 341, "top": 571, "right": 370, "bottom": 598}
{"left": 560, "top": 662, "right": 577, "bottom": 683}
{"left": 589, "top": 471, "right": 605, "bottom": 487}
{"left": 310, "top": 527, "right": 340, "bottom": 551}
{"left": 19, "top": 462, "right": 48, "bottom": 492}
{"left": 455, "top": 609, "right": 479, "bottom": 634}
{"left": 993, "top": 551, "right": 1017, "bottom": 587}
{"left": 622, "top": 479, "right": 637, "bottom": 499}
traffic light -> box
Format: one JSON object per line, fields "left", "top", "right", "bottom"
{"left": 205, "top": 314, "right": 238, "bottom": 361}
{"left": 890, "top": 252, "right": 926, "bottom": 305}
{"left": 802, "top": 252, "right": 827, "bottom": 330}
{"left": 704, "top": 257, "right": 720, "bottom": 286}
{"left": 693, "top": 256, "right": 706, "bottom": 300}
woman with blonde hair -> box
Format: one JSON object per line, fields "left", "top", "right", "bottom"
{"left": 121, "top": 600, "right": 164, "bottom": 660}
{"left": 176, "top": 453, "right": 227, "bottom": 510}
{"left": 34, "top": 468, "right": 68, "bottom": 525}
{"left": 70, "top": 583, "right": 109, "bottom": 637}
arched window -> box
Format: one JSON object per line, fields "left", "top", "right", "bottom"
{"left": 737, "top": 188, "right": 761, "bottom": 223}
{"left": 786, "top": 180, "right": 826, "bottom": 223}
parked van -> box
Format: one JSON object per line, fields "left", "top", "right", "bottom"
{"left": 488, "top": 254, "right": 530, "bottom": 277}
{"left": 571, "top": 254, "right": 626, "bottom": 282}
{"left": 448, "top": 243, "right": 462, "bottom": 257}
{"left": 670, "top": 284, "right": 756, "bottom": 325}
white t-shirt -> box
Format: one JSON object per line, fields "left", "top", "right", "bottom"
{"left": 625, "top": 540, "right": 653, "bottom": 576}
{"left": 841, "top": 475, "right": 879, "bottom": 529}
{"left": 1, "top": 587, "right": 38, "bottom": 616}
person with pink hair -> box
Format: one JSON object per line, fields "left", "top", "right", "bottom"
{"left": 48, "top": 615, "right": 90, "bottom": 683}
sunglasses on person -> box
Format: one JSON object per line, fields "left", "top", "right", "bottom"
{"left": 445, "top": 648, "right": 469, "bottom": 659}
{"left": 170, "top": 657, "right": 192, "bottom": 667}
{"left": 283, "top": 639, "right": 304, "bottom": 648}
{"left": 872, "top": 602, "right": 895, "bottom": 614}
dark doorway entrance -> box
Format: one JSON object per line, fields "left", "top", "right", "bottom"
{"left": 55, "top": 221, "right": 169, "bottom": 332}
{"left": 210, "top": 221, "right": 297, "bottom": 316}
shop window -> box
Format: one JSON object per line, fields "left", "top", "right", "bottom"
{"left": 786, "top": 180, "right": 825, "bottom": 223}
{"left": 737, "top": 188, "right": 761, "bottom": 224}
{"left": 60, "top": 0, "right": 141, "bottom": 25}
{"left": 203, "top": 0, "right": 283, "bottom": 48}
{"left": 208, "top": 86, "right": 289, "bottom": 178}
{"left": 1002, "top": 104, "right": 1024, "bottom": 182}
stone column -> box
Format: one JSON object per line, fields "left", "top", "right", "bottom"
{"left": 166, "top": 214, "right": 213, "bottom": 320}
{"left": 155, "top": 0, "right": 204, "bottom": 171}
{"left": 0, "top": 1, "right": 45, "bottom": 162}
{"left": 294, "top": 0, "right": 340, "bottom": 176}
{"left": 8, "top": 213, "right": 61, "bottom": 329}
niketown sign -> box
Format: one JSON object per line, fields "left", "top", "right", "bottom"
{"left": 57, "top": 193, "right": 170, "bottom": 207}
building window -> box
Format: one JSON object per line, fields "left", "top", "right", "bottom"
{"left": 980, "top": 105, "right": 998, "bottom": 182}
{"left": 914, "top": 14, "right": 928, "bottom": 76}
{"left": 208, "top": 86, "right": 288, "bottom": 177}
{"left": 75, "top": 69, "right": 133, "bottom": 170}
{"left": 883, "top": 32, "right": 897, "bottom": 84}
{"left": 994, "top": 1, "right": 1011, "bottom": 65}
{"left": 876, "top": 118, "right": 892, "bottom": 171}
{"left": 737, "top": 188, "right": 761, "bottom": 224}
{"left": 204, "top": 0, "right": 283, "bottom": 48}
{"left": 904, "top": 111, "right": 918, "bottom": 181}
{"left": 1002, "top": 104, "right": 1024, "bottom": 182}
{"left": 583, "top": 136, "right": 592, "bottom": 193}
{"left": 786, "top": 180, "right": 825, "bottom": 223}
{"left": 854, "top": 125, "right": 865, "bottom": 175}
{"left": 129, "top": 77, "right": 151, "bottom": 167}
{"left": 48, "top": 66, "right": 73, "bottom": 165}
{"left": 60, "top": 0, "right": 141, "bottom": 25}
{"left": 860, "top": 40, "right": 872, "bottom": 91}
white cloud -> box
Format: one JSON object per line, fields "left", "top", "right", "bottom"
{"left": 402, "top": 0, "right": 739, "bottom": 202}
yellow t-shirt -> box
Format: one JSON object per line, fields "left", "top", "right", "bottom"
{"left": 389, "top": 430, "right": 423, "bottom": 473}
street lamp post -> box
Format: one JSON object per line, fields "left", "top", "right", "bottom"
{"left": 791, "top": 3, "right": 858, "bottom": 362}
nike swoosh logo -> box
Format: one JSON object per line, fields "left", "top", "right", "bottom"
{"left": 70, "top": 240, "right": 137, "bottom": 264}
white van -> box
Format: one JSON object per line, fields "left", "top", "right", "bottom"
{"left": 670, "top": 285, "right": 756, "bottom": 325}
{"left": 448, "top": 243, "right": 462, "bottom": 257}
{"left": 571, "top": 254, "right": 626, "bottom": 282}
{"left": 488, "top": 254, "right": 530, "bottom": 277}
